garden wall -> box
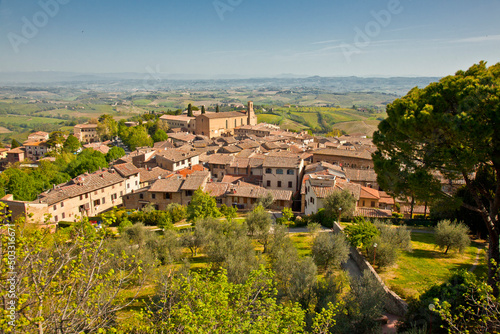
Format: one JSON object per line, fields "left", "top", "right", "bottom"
{"left": 333, "top": 221, "right": 408, "bottom": 317}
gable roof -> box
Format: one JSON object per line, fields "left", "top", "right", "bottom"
{"left": 113, "top": 163, "right": 141, "bottom": 177}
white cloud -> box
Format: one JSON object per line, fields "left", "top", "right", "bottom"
{"left": 450, "top": 35, "right": 500, "bottom": 44}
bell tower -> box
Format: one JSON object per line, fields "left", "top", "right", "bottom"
{"left": 247, "top": 101, "right": 257, "bottom": 125}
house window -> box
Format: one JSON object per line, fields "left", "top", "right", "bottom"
{"left": 288, "top": 181, "right": 293, "bottom": 188}
{"left": 139, "top": 194, "right": 144, "bottom": 199}
{"left": 362, "top": 200, "right": 365, "bottom": 206}
{"left": 93, "top": 199, "right": 100, "bottom": 206}
{"left": 265, "top": 168, "right": 272, "bottom": 174}
{"left": 276, "top": 169, "right": 283, "bottom": 175}
{"left": 127, "top": 183, "right": 130, "bottom": 189}
{"left": 277, "top": 181, "right": 282, "bottom": 187}
{"left": 94, "top": 191, "right": 98, "bottom": 195}
{"left": 120, "top": 191, "right": 123, "bottom": 196}
{"left": 79, "top": 195, "right": 83, "bottom": 200}
{"left": 267, "top": 180, "right": 271, "bottom": 187}
{"left": 53, "top": 205, "right": 56, "bottom": 211}
{"left": 62, "top": 213, "right": 65, "bottom": 219}
{"left": 152, "top": 193, "right": 156, "bottom": 199}
{"left": 102, "top": 197, "right": 105, "bottom": 204}
{"left": 186, "top": 190, "right": 193, "bottom": 196}
{"left": 55, "top": 215, "right": 58, "bottom": 222}
{"left": 85, "top": 194, "right": 88, "bottom": 199}
{"left": 61, "top": 202, "right": 64, "bottom": 207}
{"left": 287, "top": 169, "right": 294, "bottom": 175}
{"left": 312, "top": 198, "right": 315, "bottom": 204}
{"left": 164, "top": 193, "right": 171, "bottom": 199}
{"left": 135, "top": 181, "right": 138, "bottom": 186}
{"left": 101, "top": 189, "right": 104, "bottom": 193}
{"left": 371, "top": 201, "right": 375, "bottom": 207}
{"left": 310, "top": 197, "right": 313, "bottom": 203}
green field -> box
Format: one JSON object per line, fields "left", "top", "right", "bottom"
{"left": 0, "top": 115, "right": 65, "bottom": 126}
{"left": 332, "top": 120, "right": 381, "bottom": 136}
{"left": 133, "top": 99, "right": 153, "bottom": 106}
{"left": 378, "top": 232, "right": 487, "bottom": 300}
{"left": 257, "top": 113, "right": 282, "bottom": 124}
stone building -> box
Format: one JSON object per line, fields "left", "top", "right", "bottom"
{"left": 74, "top": 124, "right": 98, "bottom": 143}
{"left": 27, "top": 131, "right": 50, "bottom": 142}
{"left": 262, "top": 156, "right": 304, "bottom": 193}
{"left": 204, "top": 181, "right": 293, "bottom": 211}
{"left": 122, "top": 171, "right": 210, "bottom": 210}
{"left": 23, "top": 141, "right": 52, "bottom": 161}
{"left": 303, "top": 175, "right": 361, "bottom": 216}
{"left": 6, "top": 147, "right": 26, "bottom": 164}
{"left": 312, "top": 148, "right": 374, "bottom": 169}
{"left": 1, "top": 165, "right": 140, "bottom": 224}
{"left": 155, "top": 150, "right": 201, "bottom": 172}
{"left": 195, "top": 101, "right": 257, "bottom": 138}
{"left": 160, "top": 115, "right": 196, "bottom": 133}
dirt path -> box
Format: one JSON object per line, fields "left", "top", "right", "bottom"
{"left": 469, "top": 247, "right": 484, "bottom": 272}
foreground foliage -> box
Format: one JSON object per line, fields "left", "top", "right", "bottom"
{"left": 0, "top": 218, "right": 144, "bottom": 333}
{"left": 123, "top": 268, "right": 306, "bottom": 334}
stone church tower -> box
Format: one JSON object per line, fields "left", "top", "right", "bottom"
{"left": 247, "top": 101, "right": 257, "bottom": 126}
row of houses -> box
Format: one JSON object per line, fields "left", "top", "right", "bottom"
{"left": 0, "top": 119, "right": 393, "bottom": 224}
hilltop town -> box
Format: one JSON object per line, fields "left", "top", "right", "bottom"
{"left": 0, "top": 100, "right": 428, "bottom": 225}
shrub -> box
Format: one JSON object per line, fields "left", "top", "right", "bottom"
{"left": 344, "top": 217, "right": 380, "bottom": 250}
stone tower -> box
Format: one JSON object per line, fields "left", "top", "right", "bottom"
{"left": 247, "top": 101, "right": 257, "bottom": 125}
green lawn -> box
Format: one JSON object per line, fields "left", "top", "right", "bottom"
{"left": 378, "top": 232, "right": 487, "bottom": 300}
{"left": 289, "top": 232, "right": 314, "bottom": 257}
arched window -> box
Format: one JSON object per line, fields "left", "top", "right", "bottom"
{"left": 234, "top": 119, "right": 237, "bottom": 127}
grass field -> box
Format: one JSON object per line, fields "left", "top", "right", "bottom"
{"left": 332, "top": 120, "right": 381, "bottom": 136}
{"left": 289, "top": 232, "right": 314, "bottom": 257}
{"left": 257, "top": 113, "right": 282, "bottom": 124}
{"left": 133, "top": 99, "right": 153, "bottom": 106}
{"left": 0, "top": 115, "right": 65, "bottom": 126}
{"left": 378, "top": 232, "right": 487, "bottom": 301}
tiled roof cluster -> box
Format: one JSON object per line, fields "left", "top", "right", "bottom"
{"left": 35, "top": 169, "right": 125, "bottom": 205}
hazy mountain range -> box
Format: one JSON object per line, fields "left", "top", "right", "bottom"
{"left": 0, "top": 71, "right": 441, "bottom": 95}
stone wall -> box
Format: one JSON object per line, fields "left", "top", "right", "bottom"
{"left": 333, "top": 221, "right": 408, "bottom": 317}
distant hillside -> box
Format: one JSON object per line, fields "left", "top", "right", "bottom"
{"left": 0, "top": 72, "right": 440, "bottom": 95}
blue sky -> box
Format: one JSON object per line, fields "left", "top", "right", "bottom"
{"left": 0, "top": 0, "right": 499, "bottom": 77}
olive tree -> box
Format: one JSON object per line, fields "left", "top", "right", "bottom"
{"left": 435, "top": 220, "right": 470, "bottom": 254}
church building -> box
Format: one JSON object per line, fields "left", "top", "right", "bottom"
{"left": 195, "top": 101, "right": 258, "bottom": 138}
